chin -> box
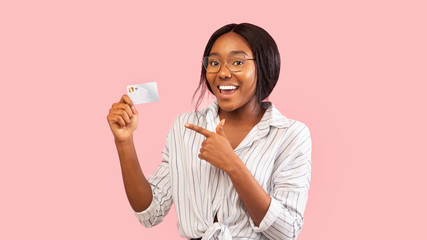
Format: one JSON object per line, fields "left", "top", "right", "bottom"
{"left": 217, "top": 100, "right": 238, "bottom": 112}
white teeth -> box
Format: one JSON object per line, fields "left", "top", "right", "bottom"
{"left": 219, "top": 85, "right": 238, "bottom": 90}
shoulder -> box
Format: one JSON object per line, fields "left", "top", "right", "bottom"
{"left": 264, "top": 101, "right": 311, "bottom": 136}
{"left": 279, "top": 119, "right": 312, "bottom": 158}
{"left": 287, "top": 119, "right": 311, "bottom": 137}
{"left": 279, "top": 119, "right": 311, "bottom": 151}
{"left": 264, "top": 102, "right": 311, "bottom": 149}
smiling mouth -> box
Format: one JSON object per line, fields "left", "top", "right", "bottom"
{"left": 218, "top": 86, "right": 239, "bottom": 95}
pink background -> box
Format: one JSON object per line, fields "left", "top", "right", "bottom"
{"left": 1, "top": 0, "right": 426, "bottom": 239}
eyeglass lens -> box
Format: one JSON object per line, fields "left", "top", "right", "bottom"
{"left": 203, "top": 54, "right": 247, "bottom": 73}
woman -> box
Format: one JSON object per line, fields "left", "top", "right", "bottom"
{"left": 107, "top": 23, "right": 312, "bottom": 240}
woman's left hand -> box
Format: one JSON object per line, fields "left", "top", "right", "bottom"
{"left": 184, "top": 119, "right": 238, "bottom": 172}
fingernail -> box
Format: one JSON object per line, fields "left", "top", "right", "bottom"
{"left": 222, "top": 119, "right": 225, "bottom": 126}
{"left": 184, "top": 123, "right": 190, "bottom": 127}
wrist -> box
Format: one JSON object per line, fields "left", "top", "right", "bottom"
{"left": 114, "top": 135, "right": 134, "bottom": 145}
{"left": 225, "top": 154, "right": 245, "bottom": 175}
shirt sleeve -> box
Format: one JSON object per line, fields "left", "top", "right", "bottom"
{"left": 249, "top": 122, "right": 312, "bottom": 240}
{"left": 133, "top": 122, "right": 174, "bottom": 227}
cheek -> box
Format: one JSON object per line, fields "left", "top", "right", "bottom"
{"left": 242, "top": 70, "right": 254, "bottom": 79}
{"left": 241, "top": 70, "right": 257, "bottom": 91}
{"left": 206, "top": 75, "right": 216, "bottom": 90}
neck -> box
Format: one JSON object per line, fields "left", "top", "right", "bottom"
{"left": 218, "top": 98, "right": 265, "bottom": 126}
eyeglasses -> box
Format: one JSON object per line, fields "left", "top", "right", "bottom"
{"left": 202, "top": 54, "right": 255, "bottom": 73}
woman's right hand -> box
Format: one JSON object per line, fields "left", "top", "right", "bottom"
{"left": 107, "top": 94, "right": 138, "bottom": 143}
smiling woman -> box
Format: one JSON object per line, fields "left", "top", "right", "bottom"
{"left": 205, "top": 32, "right": 258, "bottom": 115}
{"left": 107, "top": 23, "right": 312, "bottom": 240}
{"left": 194, "top": 23, "right": 281, "bottom": 116}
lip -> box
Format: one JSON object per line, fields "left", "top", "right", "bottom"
{"left": 217, "top": 83, "right": 239, "bottom": 87}
{"left": 217, "top": 85, "right": 239, "bottom": 100}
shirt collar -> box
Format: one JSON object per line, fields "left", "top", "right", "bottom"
{"left": 201, "top": 99, "right": 291, "bottom": 142}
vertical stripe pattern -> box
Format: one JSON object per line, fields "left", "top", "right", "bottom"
{"left": 134, "top": 100, "right": 312, "bottom": 240}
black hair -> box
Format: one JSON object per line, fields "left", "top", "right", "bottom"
{"left": 192, "top": 23, "right": 281, "bottom": 112}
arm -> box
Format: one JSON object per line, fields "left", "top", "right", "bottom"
{"left": 184, "top": 120, "right": 270, "bottom": 225}
{"left": 115, "top": 138, "right": 153, "bottom": 212}
{"left": 133, "top": 130, "right": 173, "bottom": 227}
{"left": 226, "top": 157, "right": 271, "bottom": 226}
{"left": 247, "top": 123, "right": 312, "bottom": 239}
{"left": 185, "top": 120, "right": 312, "bottom": 239}
{"left": 107, "top": 94, "right": 153, "bottom": 212}
{"left": 108, "top": 95, "right": 174, "bottom": 227}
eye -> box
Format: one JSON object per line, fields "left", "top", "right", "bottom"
{"left": 209, "top": 60, "right": 219, "bottom": 66}
{"left": 232, "top": 60, "right": 244, "bottom": 66}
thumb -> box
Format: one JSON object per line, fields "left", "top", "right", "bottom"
{"left": 216, "top": 119, "right": 226, "bottom": 137}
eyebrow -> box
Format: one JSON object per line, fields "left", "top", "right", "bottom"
{"left": 209, "top": 50, "right": 249, "bottom": 56}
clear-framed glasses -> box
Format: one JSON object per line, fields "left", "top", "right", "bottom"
{"left": 202, "top": 53, "right": 255, "bottom": 73}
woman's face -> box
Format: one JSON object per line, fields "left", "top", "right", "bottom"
{"left": 206, "top": 32, "right": 257, "bottom": 113}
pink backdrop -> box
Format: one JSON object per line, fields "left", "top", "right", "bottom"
{"left": 1, "top": 0, "right": 426, "bottom": 239}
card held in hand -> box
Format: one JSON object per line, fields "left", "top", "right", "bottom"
{"left": 126, "top": 82, "right": 159, "bottom": 104}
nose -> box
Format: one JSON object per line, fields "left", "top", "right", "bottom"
{"left": 218, "top": 63, "right": 231, "bottom": 79}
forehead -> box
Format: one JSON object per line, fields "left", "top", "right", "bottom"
{"left": 210, "top": 32, "right": 253, "bottom": 57}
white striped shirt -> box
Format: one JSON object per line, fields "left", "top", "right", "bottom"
{"left": 134, "top": 100, "right": 312, "bottom": 240}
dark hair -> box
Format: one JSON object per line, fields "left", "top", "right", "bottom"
{"left": 192, "top": 23, "right": 281, "bottom": 112}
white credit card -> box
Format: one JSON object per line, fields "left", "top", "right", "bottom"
{"left": 126, "top": 82, "right": 159, "bottom": 104}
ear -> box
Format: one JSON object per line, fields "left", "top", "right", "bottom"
{"left": 216, "top": 119, "right": 226, "bottom": 137}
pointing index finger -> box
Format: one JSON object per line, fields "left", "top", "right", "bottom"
{"left": 184, "top": 123, "right": 213, "bottom": 137}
